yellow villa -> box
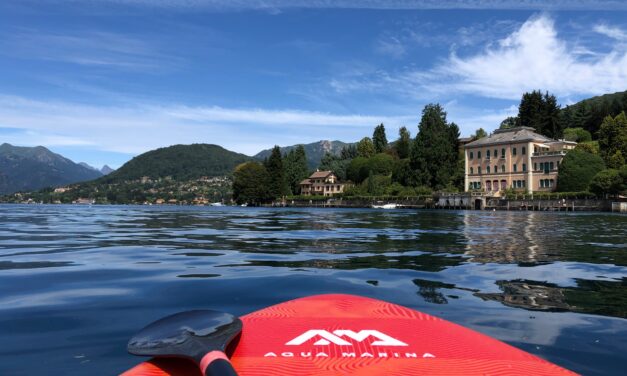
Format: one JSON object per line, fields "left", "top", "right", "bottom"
{"left": 300, "top": 170, "right": 346, "bottom": 196}
{"left": 464, "top": 127, "right": 576, "bottom": 195}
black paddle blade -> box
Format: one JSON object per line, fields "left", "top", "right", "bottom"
{"left": 127, "top": 310, "right": 242, "bottom": 362}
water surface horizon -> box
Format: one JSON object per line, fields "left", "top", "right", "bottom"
{"left": 0, "top": 204, "right": 625, "bottom": 375}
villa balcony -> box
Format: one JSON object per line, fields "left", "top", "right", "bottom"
{"left": 532, "top": 151, "right": 566, "bottom": 157}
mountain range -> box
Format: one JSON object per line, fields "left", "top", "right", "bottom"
{"left": 3, "top": 89, "right": 624, "bottom": 198}
{"left": 254, "top": 140, "right": 351, "bottom": 169}
{"left": 0, "top": 143, "right": 104, "bottom": 195}
{"left": 79, "top": 162, "right": 115, "bottom": 175}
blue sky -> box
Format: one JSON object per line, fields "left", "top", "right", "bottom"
{"left": 1, "top": 1, "right": 626, "bottom": 168}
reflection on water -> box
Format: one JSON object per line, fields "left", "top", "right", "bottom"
{"left": 474, "top": 278, "right": 627, "bottom": 318}
{"left": 0, "top": 205, "right": 625, "bottom": 375}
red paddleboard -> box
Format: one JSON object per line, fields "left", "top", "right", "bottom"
{"left": 121, "top": 294, "right": 576, "bottom": 375}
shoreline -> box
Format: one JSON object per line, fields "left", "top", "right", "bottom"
{"left": 4, "top": 198, "right": 624, "bottom": 212}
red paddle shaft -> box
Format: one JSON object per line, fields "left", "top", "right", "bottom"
{"left": 200, "top": 351, "right": 238, "bottom": 376}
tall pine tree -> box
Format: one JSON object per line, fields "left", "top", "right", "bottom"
{"left": 283, "top": 145, "right": 309, "bottom": 195}
{"left": 518, "top": 90, "right": 544, "bottom": 129}
{"left": 396, "top": 126, "right": 411, "bottom": 159}
{"left": 541, "top": 92, "right": 561, "bottom": 138}
{"left": 372, "top": 123, "right": 388, "bottom": 153}
{"left": 410, "top": 104, "right": 458, "bottom": 190}
{"left": 264, "top": 146, "right": 289, "bottom": 198}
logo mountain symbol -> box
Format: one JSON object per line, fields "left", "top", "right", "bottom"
{"left": 286, "top": 330, "right": 408, "bottom": 346}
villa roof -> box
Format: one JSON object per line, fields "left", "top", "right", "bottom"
{"left": 465, "top": 127, "right": 553, "bottom": 148}
{"left": 309, "top": 170, "right": 334, "bottom": 179}
{"left": 299, "top": 178, "right": 312, "bottom": 185}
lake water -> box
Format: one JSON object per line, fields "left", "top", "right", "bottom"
{"left": 0, "top": 205, "right": 625, "bottom": 375}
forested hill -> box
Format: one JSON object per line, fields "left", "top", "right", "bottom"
{"left": 254, "top": 140, "right": 351, "bottom": 169}
{"left": 561, "top": 90, "right": 627, "bottom": 136}
{"left": 101, "top": 144, "right": 252, "bottom": 182}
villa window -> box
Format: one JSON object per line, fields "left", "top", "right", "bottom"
{"left": 487, "top": 165, "right": 490, "bottom": 173}
{"left": 522, "top": 163, "right": 527, "bottom": 172}
{"left": 470, "top": 151, "right": 474, "bottom": 159}
{"left": 486, "top": 181, "right": 492, "bottom": 191}
{"left": 550, "top": 162, "right": 554, "bottom": 170}
{"left": 470, "top": 167, "right": 474, "bottom": 174}
{"left": 501, "top": 148, "right": 505, "bottom": 158}
{"left": 478, "top": 166, "right": 482, "bottom": 174}
{"left": 534, "top": 163, "right": 537, "bottom": 171}
{"left": 513, "top": 164, "right": 517, "bottom": 172}
{"left": 501, "top": 165, "right": 505, "bottom": 172}
{"left": 540, "top": 180, "right": 544, "bottom": 188}
{"left": 478, "top": 151, "right": 481, "bottom": 159}
{"left": 522, "top": 146, "right": 526, "bottom": 155}
{"left": 494, "top": 149, "right": 498, "bottom": 158}
{"left": 512, "top": 147, "right": 517, "bottom": 156}
{"left": 487, "top": 150, "right": 491, "bottom": 159}
{"left": 550, "top": 179, "right": 554, "bottom": 187}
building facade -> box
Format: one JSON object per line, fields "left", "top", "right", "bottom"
{"left": 300, "top": 171, "right": 346, "bottom": 196}
{"left": 464, "top": 127, "right": 576, "bottom": 195}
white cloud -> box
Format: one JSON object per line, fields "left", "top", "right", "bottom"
{"left": 0, "top": 30, "right": 181, "bottom": 71}
{"left": 431, "top": 15, "right": 627, "bottom": 99}
{"left": 333, "top": 15, "right": 627, "bottom": 101}
{"left": 374, "top": 36, "right": 406, "bottom": 58}
{"left": 0, "top": 95, "right": 413, "bottom": 156}
{"left": 594, "top": 24, "right": 627, "bottom": 42}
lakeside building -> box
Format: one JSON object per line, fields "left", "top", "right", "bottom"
{"left": 464, "top": 127, "right": 576, "bottom": 196}
{"left": 300, "top": 170, "right": 346, "bottom": 196}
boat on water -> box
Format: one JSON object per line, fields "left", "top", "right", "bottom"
{"left": 372, "top": 202, "right": 398, "bottom": 209}
{"left": 210, "top": 202, "right": 223, "bottom": 207}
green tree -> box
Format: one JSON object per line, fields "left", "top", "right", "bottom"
{"left": 517, "top": 90, "right": 561, "bottom": 138}
{"left": 372, "top": 123, "right": 388, "bottom": 153}
{"left": 283, "top": 145, "right": 309, "bottom": 194}
{"left": 367, "top": 153, "right": 395, "bottom": 176}
{"left": 575, "top": 141, "right": 600, "bottom": 155}
{"left": 557, "top": 150, "right": 605, "bottom": 192}
{"left": 410, "top": 104, "right": 459, "bottom": 190}
{"left": 473, "top": 128, "right": 487, "bottom": 140}
{"left": 340, "top": 144, "right": 358, "bottom": 159}
{"left": 499, "top": 116, "right": 518, "bottom": 129}
{"left": 559, "top": 106, "right": 573, "bottom": 131}
{"left": 572, "top": 102, "right": 592, "bottom": 131}
{"left": 589, "top": 169, "right": 622, "bottom": 196}
{"left": 319, "top": 152, "right": 350, "bottom": 181}
{"left": 518, "top": 90, "right": 544, "bottom": 129}
{"left": 541, "top": 92, "right": 562, "bottom": 138}
{"left": 264, "top": 146, "right": 288, "bottom": 198}
{"left": 347, "top": 157, "right": 370, "bottom": 183}
{"left": 391, "top": 158, "right": 413, "bottom": 186}
{"left": 563, "top": 127, "right": 592, "bottom": 142}
{"left": 396, "top": 126, "right": 411, "bottom": 159}
{"left": 610, "top": 97, "right": 623, "bottom": 117}
{"left": 232, "top": 162, "right": 271, "bottom": 205}
{"left": 620, "top": 165, "right": 627, "bottom": 192}
{"left": 356, "top": 137, "right": 375, "bottom": 158}
{"left": 598, "top": 112, "right": 627, "bottom": 168}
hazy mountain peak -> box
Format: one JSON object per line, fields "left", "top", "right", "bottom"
{"left": 100, "top": 165, "right": 115, "bottom": 175}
